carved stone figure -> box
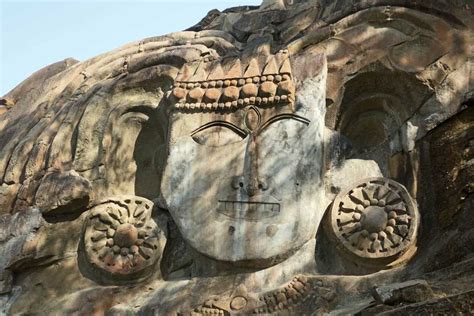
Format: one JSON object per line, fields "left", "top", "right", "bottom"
{"left": 161, "top": 50, "right": 327, "bottom": 264}
{"left": 0, "top": 0, "right": 472, "bottom": 315}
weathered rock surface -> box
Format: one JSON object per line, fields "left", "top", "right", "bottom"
{"left": 0, "top": 0, "right": 472, "bottom": 314}
{"left": 372, "top": 279, "right": 435, "bottom": 305}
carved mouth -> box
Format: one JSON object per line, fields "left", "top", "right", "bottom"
{"left": 217, "top": 200, "right": 280, "bottom": 220}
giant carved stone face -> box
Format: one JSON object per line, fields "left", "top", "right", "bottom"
{"left": 161, "top": 52, "right": 327, "bottom": 263}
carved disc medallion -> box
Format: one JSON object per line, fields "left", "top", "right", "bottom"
{"left": 83, "top": 196, "right": 163, "bottom": 279}
{"left": 329, "top": 178, "right": 419, "bottom": 263}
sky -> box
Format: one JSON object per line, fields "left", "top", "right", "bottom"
{"left": 0, "top": 0, "right": 262, "bottom": 96}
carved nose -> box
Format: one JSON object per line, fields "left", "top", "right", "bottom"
{"left": 231, "top": 176, "right": 269, "bottom": 196}
{"left": 246, "top": 182, "right": 258, "bottom": 197}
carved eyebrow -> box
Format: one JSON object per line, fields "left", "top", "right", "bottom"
{"left": 191, "top": 120, "right": 248, "bottom": 139}
{"left": 260, "top": 114, "right": 310, "bottom": 132}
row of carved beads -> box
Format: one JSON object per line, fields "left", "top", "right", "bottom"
{"left": 172, "top": 75, "right": 295, "bottom": 110}
{"left": 253, "top": 276, "right": 312, "bottom": 314}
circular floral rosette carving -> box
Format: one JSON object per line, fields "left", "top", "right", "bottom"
{"left": 84, "top": 196, "right": 163, "bottom": 278}
{"left": 329, "top": 178, "right": 419, "bottom": 264}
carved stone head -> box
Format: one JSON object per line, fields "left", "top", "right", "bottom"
{"left": 1, "top": 1, "right": 473, "bottom": 314}
{"left": 161, "top": 51, "right": 327, "bottom": 263}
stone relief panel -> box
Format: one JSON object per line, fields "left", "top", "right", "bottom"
{"left": 83, "top": 196, "right": 165, "bottom": 281}
{"left": 0, "top": 0, "right": 471, "bottom": 314}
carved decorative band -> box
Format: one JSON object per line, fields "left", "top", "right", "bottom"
{"left": 169, "top": 50, "right": 295, "bottom": 111}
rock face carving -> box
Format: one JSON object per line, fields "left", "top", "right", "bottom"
{"left": 0, "top": 0, "right": 472, "bottom": 315}
{"left": 193, "top": 275, "right": 336, "bottom": 315}
{"left": 83, "top": 196, "right": 165, "bottom": 281}
{"left": 161, "top": 51, "right": 326, "bottom": 263}
{"left": 328, "top": 177, "right": 419, "bottom": 265}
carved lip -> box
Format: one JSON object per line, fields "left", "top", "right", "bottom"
{"left": 217, "top": 200, "right": 280, "bottom": 220}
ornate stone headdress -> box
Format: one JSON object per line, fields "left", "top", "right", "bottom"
{"left": 169, "top": 50, "right": 295, "bottom": 111}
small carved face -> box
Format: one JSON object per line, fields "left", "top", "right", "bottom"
{"left": 161, "top": 56, "right": 326, "bottom": 263}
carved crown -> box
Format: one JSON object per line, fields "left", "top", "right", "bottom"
{"left": 169, "top": 50, "right": 295, "bottom": 111}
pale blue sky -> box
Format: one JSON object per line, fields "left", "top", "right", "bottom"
{"left": 0, "top": 0, "right": 262, "bottom": 95}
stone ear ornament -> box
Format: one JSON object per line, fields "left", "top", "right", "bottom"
{"left": 328, "top": 178, "right": 419, "bottom": 267}
{"left": 83, "top": 196, "right": 165, "bottom": 281}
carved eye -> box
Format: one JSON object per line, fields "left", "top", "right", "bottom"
{"left": 191, "top": 121, "right": 247, "bottom": 147}
{"left": 260, "top": 114, "right": 310, "bottom": 141}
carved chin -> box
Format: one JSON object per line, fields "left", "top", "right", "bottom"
{"left": 170, "top": 195, "right": 316, "bottom": 263}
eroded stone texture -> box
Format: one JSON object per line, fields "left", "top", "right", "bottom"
{"left": 372, "top": 279, "right": 434, "bottom": 305}
{"left": 0, "top": 0, "right": 472, "bottom": 314}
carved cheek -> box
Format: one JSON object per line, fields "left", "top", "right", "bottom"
{"left": 165, "top": 136, "right": 247, "bottom": 202}
{"left": 259, "top": 122, "right": 313, "bottom": 155}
